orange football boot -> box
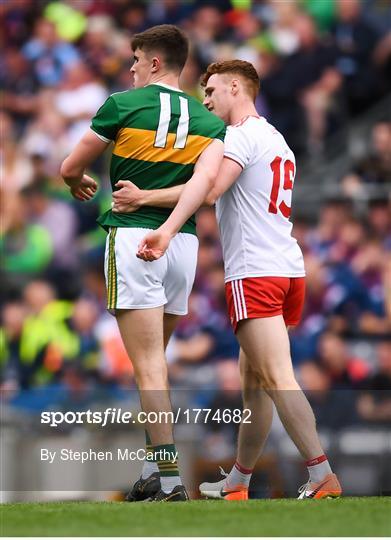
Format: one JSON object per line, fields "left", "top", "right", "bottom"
{"left": 298, "top": 473, "right": 342, "bottom": 499}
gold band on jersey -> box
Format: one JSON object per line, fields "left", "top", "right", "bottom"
{"left": 113, "top": 127, "right": 213, "bottom": 165}
{"left": 107, "top": 227, "right": 118, "bottom": 310}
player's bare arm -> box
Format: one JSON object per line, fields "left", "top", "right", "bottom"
{"left": 60, "top": 130, "right": 109, "bottom": 201}
{"left": 112, "top": 156, "right": 242, "bottom": 213}
{"left": 112, "top": 181, "right": 183, "bottom": 213}
{"left": 204, "top": 156, "right": 243, "bottom": 205}
{"left": 137, "top": 138, "right": 224, "bottom": 261}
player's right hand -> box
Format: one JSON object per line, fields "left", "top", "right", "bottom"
{"left": 112, "top": 180, "right": 142, "bottom": 213}
{"left": 70, "top": 174, "right": 98, "bottom": 201}
{"left": 136, "top": 228, "right": 173, "bottom": 261}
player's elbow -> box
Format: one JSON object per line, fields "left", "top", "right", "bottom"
{"left": 204, "top": 189, "right": 217, "bottom": 206}
{"left": 60, "top": 158, "right": 71, "bottom": 180}
{"left": 60, "top": 157, "right": 79, "bottom": 185}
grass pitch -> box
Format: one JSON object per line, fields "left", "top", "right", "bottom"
{"left": 1, "top": 497, "right": 390, "bottom": 537}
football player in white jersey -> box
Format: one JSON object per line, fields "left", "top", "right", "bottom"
{"left": 115, "top": 60, "right": 342, "bottom": 500}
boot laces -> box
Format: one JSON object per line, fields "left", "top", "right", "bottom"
{"left": 219, "top": 466, "right": 228, "bottom": 478}
{"left": 298, "top": 480, "right": 311, "bottom": 495}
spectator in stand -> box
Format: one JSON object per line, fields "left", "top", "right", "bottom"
{"left": 179, "top": 54, "right": 204, "bottom": 99}
{"left": 307, "top": 199, "right": 353, "bottom": 260}
{"left": 266, "top": 1, "right": 301, "bottom": 57}
{"left": 167, "top": 292, "right": 216, "bottom": 378}
{"left": 0, "top": 48, "right": 39, "bottom": 134}
{"left": 81, "top": 261, "right": 107, "bottom": 313}
{"left": 20, "top": 182, "right": 79, "bottom": 280}
{"left": 122, "top": 1, "right": 152, "bottom": 32}
{"left": 0, "top": 282, "right": 64, "bottom": 390}
{"left": 342, "top": 122, "right": 391, "bottom": 198}
{"left": 353, "top": 238, "right": 391, "bottom": 337}
{"left": 79, "top": 15, "right": 124, "bottom": 88}
{"left": 0, "top": 192, "right": 53, "bottom": 292}
{"left": 67, "top": 298, "right": 100, "bottom": 378}
{"left": 357, "top": 341, "right": 391, "bottom": 425}
{"left": 1, "top": 0, "right": 42, "bottom": 48}
{"left": 22, "top": 18, "right": 80, "bottom": 87}
{"left": 299, "top": 361, "right": 358, "bottom": 430}
{"left": 224, "top": 8, "right": 262, "bottom": 45}
{"left": 21, "top": 107, "right": 70, "bottom": 177}
{"left": 367, "top": 199, "right": 391, "bottom": 244}
{"left": 327, "top": 216, "right": 366, "bottom": 264}
{"left": 147, "top": 0, "right": 195, "bottom": 26}
{"left": 289, "top": 250, "right": 376, "bottom": 365}
{"left": 353, "top": 122, "right": 391, "bottom": 186}
{"left": 54, "top": 61, "right": 108, "bottom": 147}
{"left": 262, "top": 11, "right": 342, "bottom": 156}
{"left": 201, "top": 360, "right": 242, "bottom": 460}
{"left": 317, "top": 331, "right": 370, "bottom": 389}
{"left": 189, "top": 5, "right": 226, "bottom": 68}
{"left": 332, "top": 0, "right": 382, "bottom": 114}
{"left": 0, "top": 302, "right": 28, "bottom": 394}
{"left": 1, "top": 112, "right": 35, "bottom": 192}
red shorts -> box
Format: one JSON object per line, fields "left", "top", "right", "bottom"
{"left": 225, "top": 276, "right": 305, "bottom": 332}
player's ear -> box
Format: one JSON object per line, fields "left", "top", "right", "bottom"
{"left": 231, "top": 79, "right": 240, "bottom": 95}
{"left": 151, "top": 56, "right": 160, "bottom": 72}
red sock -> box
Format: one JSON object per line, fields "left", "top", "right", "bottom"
{"left": 306, "top": 454, "right": 332, "bottom": 483}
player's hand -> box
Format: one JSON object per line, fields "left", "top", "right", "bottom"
{"left": 136, "top": 228, "right": 173, "bottom": 261}
{"left": 70, "top": 174, "right": 98, "bottom": 201}
{"left": 112, "top": 180, "right": 143, "bottom": 213}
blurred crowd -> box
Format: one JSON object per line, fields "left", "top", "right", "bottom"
{"left": 1, "top": 0, "right": 390, "bottom": 431}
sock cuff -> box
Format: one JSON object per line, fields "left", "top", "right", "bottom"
{"left": 306, "top": 454, "right": 328, "bottom": 467}
{"left": 235, "top": 461, "right": 253, "bottom": 475}
{"left": 153, "top": 443, "right": 176, "bottom": 454}
{"left": 153, "top": 444, "right": 179, "bottom": 478}
{"left": 153, "top": 444, "right": 178, "bottom": 463}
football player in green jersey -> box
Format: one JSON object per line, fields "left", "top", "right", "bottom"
{"left": 61, "top": 24, "right": 225, "bottom": 502}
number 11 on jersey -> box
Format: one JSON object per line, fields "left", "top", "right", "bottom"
{"left": 268, "top": 156, "right": 295, "bottom": 218}
{"left": 154, "top": 92, "right": 189, "bottom": 150}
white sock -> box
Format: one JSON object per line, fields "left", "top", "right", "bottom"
{"left": 306, "top": 455, "right": 333, "bottom": 483}
{"left": 161, "top": 475, "right": 182, "bottom": 493}
{"left": 225, "top": 461, "right": 252, "bottom": 489}
{"left": 141, "top": 460, "right": 159, "bottom": 479}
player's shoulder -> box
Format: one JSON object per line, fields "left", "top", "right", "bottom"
{"left": 225, "top": 116, "right": 261, "bottom": 144}
{"left": 108, "top": 87, "right": 147, "bottom": 104}
{"left": 229, "top": 116, "right": 288, "bottom": 146}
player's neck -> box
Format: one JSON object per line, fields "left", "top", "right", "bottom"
{"left": 148, "top": 71, "right": 181, "bottom": 90}
{"left": 229, "top": 100, "right": 259, "bottom": 126}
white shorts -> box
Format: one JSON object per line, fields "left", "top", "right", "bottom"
{"left": 104, "top": 227, "right": 198, "bottom": 315}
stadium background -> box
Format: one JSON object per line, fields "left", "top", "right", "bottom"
{"left": 1, "top": 0, "right": 390, "bottom": 502}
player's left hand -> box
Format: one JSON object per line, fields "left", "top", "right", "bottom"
{"left": 112, "top": 180, "right": 142, "bottom": 213}
{"left": 136, "top": 228, "right": 173, "bottom": 261}
{"left": 70, "top": 174, "right": 98, "bottom": 201}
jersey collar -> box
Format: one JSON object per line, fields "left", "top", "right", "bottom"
{"left": 233, "top": 115, "right": 262, "bottom": 127}
{"left": 148, "top": 82, "right": 182, "bottom": 92}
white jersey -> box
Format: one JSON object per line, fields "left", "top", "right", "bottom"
{"left": 215, "top": 115, "right": 305, "bottom": 283}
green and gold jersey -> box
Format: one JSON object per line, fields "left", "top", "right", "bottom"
{"left": 91, "top": 83, "right": 226, "bottom": 234}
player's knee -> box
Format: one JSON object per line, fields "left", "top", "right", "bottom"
{"left": 259, "top": 369, "right": 297, "bottom": 391}
{"left": 242, "top": 366, "right": 264, "bottom": 393}
{"left": 134, "top": 364, "right": 167, "bottom": 389}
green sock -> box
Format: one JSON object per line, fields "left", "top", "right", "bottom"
{"left": 141, "top": 430, "right": 159, "bottom": 479}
